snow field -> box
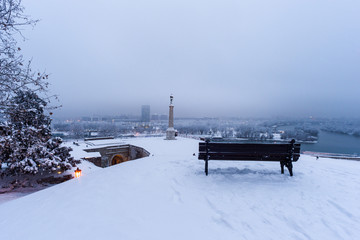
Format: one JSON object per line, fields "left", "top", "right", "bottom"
{"left": 0, "top": 137, "right": 359, "bottom": 240}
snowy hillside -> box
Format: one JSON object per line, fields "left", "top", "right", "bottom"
{"left": 0, "top": 137, "right": 359, "bottom": 240}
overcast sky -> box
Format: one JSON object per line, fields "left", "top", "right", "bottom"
{"left": 21, "top": 0, "right": 360, "bottom": 119}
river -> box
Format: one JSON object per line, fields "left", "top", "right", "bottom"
{"left": 301, "top": 130, "right": 360, "bottom": 155}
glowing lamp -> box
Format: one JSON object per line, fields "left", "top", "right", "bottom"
{"left": 74, "top": 168, "right": 82, "bottom": 178}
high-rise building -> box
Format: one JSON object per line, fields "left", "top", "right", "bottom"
{"left": 141, "top": 105, "right": 150, "bottom": 122}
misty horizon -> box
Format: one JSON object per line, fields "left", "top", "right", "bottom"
{"left": 52, "top": 109, "right": 360, "bottom": 122}
{"left": 19, "top": 0, "right": 360, "bottom": 119}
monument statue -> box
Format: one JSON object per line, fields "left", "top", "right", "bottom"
{"left": 166, "top": 94, "right": 176, "bottom": 140}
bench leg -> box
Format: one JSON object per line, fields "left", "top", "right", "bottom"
{"left": 205, "top": 159, "right": 208, "bottom": 176}
{"left": 280, "top": 162, "right": 285, "bottom": 174}
{"left": 285, "top": 162, "right": 293, "bottom": 176}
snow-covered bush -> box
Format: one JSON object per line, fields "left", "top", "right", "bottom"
{"left": 0, "top": 91, "right": 76, "bottom": 175}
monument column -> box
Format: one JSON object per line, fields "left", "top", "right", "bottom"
{"left": 166, "top": 94, "right": 176, "bottom": 140}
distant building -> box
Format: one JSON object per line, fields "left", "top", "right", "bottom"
{"left": 151, "top": 114, "right": 168, "bottom": 121}
{"left": 81, "top": 116, "right": 91, "bottom": 122}
{"left": 151, "top": 114, "right": 159, "bottom": 121}
{"left": 101, "top": 117, "right": 110, "bottom": 122}
{"left": 141, "top": 105, "right": 150, "bottom": 122}
{"left": 160, "top": 114, "right": 168, "bottom": 120}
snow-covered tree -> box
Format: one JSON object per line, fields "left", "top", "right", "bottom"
{"left": 0, "top": 91, "right": 75, "bottom": 175}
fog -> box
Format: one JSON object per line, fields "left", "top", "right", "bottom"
{"left": 21, "top": 0, "right": 360, "bottom": 118}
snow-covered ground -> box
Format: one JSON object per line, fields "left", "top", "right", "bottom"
{"left": 0, "top": 137, "right": 359, "bottom": 240}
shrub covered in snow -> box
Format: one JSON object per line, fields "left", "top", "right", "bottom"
{"left": 0, "top": 91, "right": 76, "bottom": 175}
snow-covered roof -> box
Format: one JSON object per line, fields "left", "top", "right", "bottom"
{"left": 62, "top": 138, "right": 138, "bottom": 159}
{"left": 0, "top": 137, "right": 359, "bottom": 239}
{"left": 62, "top": 141, "right": 101, "bottom": 159}
{"left": 85, "top": 138, "right": 126, "bottom": 147}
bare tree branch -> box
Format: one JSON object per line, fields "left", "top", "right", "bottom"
{"left": 0, "top": 0, "right": 53, "bottom": 111}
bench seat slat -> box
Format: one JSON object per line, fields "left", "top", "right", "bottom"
{"left": 201, "top": 152, "right": 292, "bottom": 156}
{"left": 198, "top": 153, "right": 300, "bottom": 161}
{"left": 199, "top": 143, "right": 300, "bottom": 152}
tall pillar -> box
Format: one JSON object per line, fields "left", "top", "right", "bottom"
{"left": 168, "top": 105, "right": 174, "bottom": 128}
{"left": 166, "top": 94, "right": 176, "bottom": 140}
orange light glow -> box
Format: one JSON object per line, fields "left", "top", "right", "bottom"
{"left": 74, "top": 168, "right": 82, "bottom": 178}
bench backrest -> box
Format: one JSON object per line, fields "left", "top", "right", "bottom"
{"left": 198, "top": 141, "right": 301, "bottom": 162}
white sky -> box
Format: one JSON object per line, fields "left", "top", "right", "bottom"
{"left": 20, "top": 0, "right": 360, "bottom": 118}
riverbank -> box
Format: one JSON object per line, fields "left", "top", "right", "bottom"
{"left": 303, "top": 151, "right": 360, "bottom": 161}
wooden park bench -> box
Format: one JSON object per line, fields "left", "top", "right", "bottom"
{"left": 198, "top": 139, "right": 301, "bottom": 176}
